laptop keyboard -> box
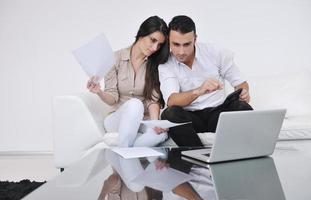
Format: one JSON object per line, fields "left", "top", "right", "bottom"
{"left": 278, "top": 129, "right": 311, "bottom": 140}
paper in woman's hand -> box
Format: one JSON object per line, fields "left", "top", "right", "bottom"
{"left": 141, "top": 120, "right": 191, "bottom": 129}
{"left": 72, "top": 33, "right": 115, "bottom": 79}
{"left": 111, "top": 147, "right": 164, "bottom": 159}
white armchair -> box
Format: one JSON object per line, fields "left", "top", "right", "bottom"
{"left": 52, "top": 68, "right": 311, "bottom": 169}
{"left": 52, "top": 93, "right": 111, "bottom": 169}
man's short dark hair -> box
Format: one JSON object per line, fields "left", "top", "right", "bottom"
{"left": 169, "top": 15, "right": 196, "bottom": 35}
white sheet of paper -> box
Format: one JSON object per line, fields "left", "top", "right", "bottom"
{"left": 111, "top": 147, "right": 164, "bottom": 159}
{"left": 72, "top": 33, "right": 115, "bottom": 79}
{"left": 141, "top": 120, "right": 191, "bottom": 129}
{"left": 132, "top": 164, "right": 193, "bottom": 192}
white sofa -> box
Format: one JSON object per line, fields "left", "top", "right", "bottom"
{"left": 52, "top": 68, "right": 311, "bottom": 169}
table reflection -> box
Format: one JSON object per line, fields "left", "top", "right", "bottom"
{"left": 97, "top": 148, "right": 285, "bottom": 200}
{"left": 209, "top": 156, "right": 286, "bottom": 200}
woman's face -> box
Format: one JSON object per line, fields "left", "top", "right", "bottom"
{"left": 138, "top": 31, "right": 166, "bottom": 57}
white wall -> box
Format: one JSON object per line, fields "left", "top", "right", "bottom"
{"left": 0, "top": 0, "right": 310, "bottom": 151}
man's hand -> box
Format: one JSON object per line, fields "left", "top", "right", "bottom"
{"left": 239, "top": 88, "right": 250, "bottom": 103}
{"left": 167, "top": 78, "right": 224, "bottom": 107}
{"left": 87, "top": 76, "right": 102, "bottom": 94}
{"left": 194, "top": 78, "right": 223, "bottom": 96}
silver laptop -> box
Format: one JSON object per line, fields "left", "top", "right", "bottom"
{"left": 182, "top": 109, "right": 286, "bottom": 163}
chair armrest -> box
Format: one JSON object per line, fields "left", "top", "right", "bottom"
{"left": 52, "top": 93, "right": 112, "bottom": 168}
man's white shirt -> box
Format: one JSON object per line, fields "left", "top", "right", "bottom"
{"left": 159, "top": 43, "right": 246, "bottom": 111}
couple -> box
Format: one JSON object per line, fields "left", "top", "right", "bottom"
{"left": 87, "top": 15, "right": 253, "bottom": 148}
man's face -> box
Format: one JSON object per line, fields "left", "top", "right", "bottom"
{"left": 169, "top": 30, "right": 196, "bottom": 64}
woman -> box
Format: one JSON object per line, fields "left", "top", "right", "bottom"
{"left": 87, "top": 16, "right": 169, "bottom": 147}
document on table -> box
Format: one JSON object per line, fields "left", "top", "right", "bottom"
{"left": 72, "top": 33, "right": 115, "bottom": 80}
{"left": 132, "top": 163, "right": 193, "bottom": 192}
{"left": 141, "top": 120, "right": 191, "bottom": 129}
{"left": 111, "top": 147, "right": 164, "bottom": 159}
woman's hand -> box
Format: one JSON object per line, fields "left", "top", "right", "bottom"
{"left": 154, "top": 158, "right": 169, "bottom": 170}
{"left": 87, "top": 76, "right": 102, "bottom": 94}
{"left": 153, "top": 127, "right": 169, "bottom": 135}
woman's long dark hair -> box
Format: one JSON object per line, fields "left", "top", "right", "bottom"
{"left": 134, "top": 16, "right": 169, "bottom": 108}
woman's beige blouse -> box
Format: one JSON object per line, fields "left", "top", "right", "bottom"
{"left": 104, "top": 46, "right": 159, "bottom": 118}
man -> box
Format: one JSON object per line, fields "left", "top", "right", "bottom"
{"left": 159, "top": 15, "right": 253, "bottom": 146}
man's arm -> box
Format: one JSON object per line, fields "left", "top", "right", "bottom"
{"left": 234, "top": 81, "right": 250, "bottom": 103}
{"left": 167, "top": 89, "right": 201, "bottom": 107}
{"left": 167, "top": 78, "right": 223, "bottom": 107}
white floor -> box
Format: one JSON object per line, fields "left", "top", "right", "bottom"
{"left": 0, "top": 154, "right": 60, "bottom": 182}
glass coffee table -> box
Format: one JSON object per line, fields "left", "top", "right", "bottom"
{"left": 24, "top": 140, "right": 311, "bottom": 200}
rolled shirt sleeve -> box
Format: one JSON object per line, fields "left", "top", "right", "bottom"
{"left": 215, "top": 46, "right": 246, "bottom": 87}
{"left": 158, "top": 63, "right": 180, "bottom": 105}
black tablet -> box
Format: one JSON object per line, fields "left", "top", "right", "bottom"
{"left": 223, "top": 88, "right": 243, "bottom": 106}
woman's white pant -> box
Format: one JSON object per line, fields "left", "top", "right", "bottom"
{"left": 105, "top": 150, "right": 145, "bottom": 192}
{"left": 104, "top": 98, "right": 167, "bottom": 147}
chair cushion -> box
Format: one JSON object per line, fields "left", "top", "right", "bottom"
{"left": 248, "top": 68, "right": 311, "bottom": 138}
{"left": 279, "top": 128, "right": 311, "bottom": 140}
{"left": 103, "top": 132, "right": 119, "bottom": 146}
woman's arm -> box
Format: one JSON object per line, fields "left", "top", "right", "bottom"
{"left": 148, "top": 103, "right": 168, "bottom": 134}
{"left": 87, "top": 76, "right": 117, "bottom": 106}
{"left": 88, "top": 50, "right": 121, "bottom": 106}
{"left": 148, "top": 103, "right": 161, "bottom": 120}
{"left": 96, "top": 90, "right": 117, "bottom": 106}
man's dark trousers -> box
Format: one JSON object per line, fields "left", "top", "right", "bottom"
{"left": 161, "top": 100, "right": 253, "bottom": 146}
